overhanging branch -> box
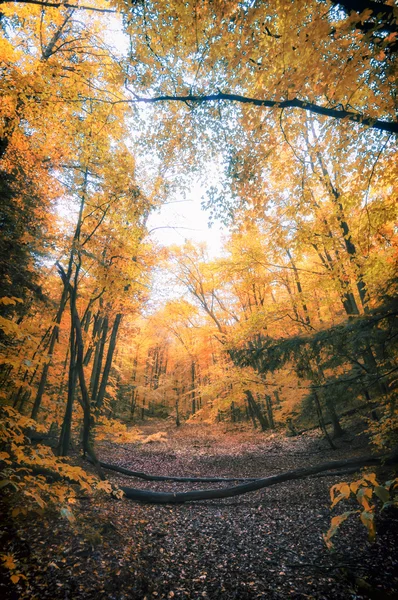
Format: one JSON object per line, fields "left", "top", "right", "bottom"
{"left": 125, "top": 93, "right": 397, "bottom": 134}
{"left": 2, "top": 0, "right": 117, "bottom": 13}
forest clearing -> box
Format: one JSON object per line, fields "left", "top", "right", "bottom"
{"left": 2, "top": 419, "right": 398, "bottom": 599}
{"left": 1, "top": 0, "right": 397, "bottom": 598}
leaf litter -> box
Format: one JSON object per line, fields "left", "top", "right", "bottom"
{"left": 1, "top": 423, "right": 397, "bottom": 599}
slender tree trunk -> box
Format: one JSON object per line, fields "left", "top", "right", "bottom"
{"left": 313, "top": 390, "right": 336, "bottom": 450}
{"left": 245, "top": 390, "right": 269, "bottom": 431}
{"left": 311, "top": 139, "right": 369, "bottom": 312}
{"left": 286, "top": 249, "right": 311, "bottom": 326}
{"left": 246, "top": 396, "right": 258, "bottom": 428}
{"left": 31, "top": 289, "right": 68, "bottom": 419}
{"left": 130, "top": 390, "right": 137, "bottom": 420}
{"left": 95, "top": 313, "right": 122, "bottom": 410}
{"left": 18, "top": 390, "right": 31, "bottom": 412}
{"left": 90, "top": 316, "right": 108, "bottom": 401}
{"left": 175, "top": 397, "right": 180, "bottom": 427}
{"left": 57, "top": 264, "right": 104, "bottom": 479}
{"left": 12, "top": 386, "right": 23, "bottom": 408}
{"left": 32, "top": 168, "right": 88, "bottom": 420}
{"left": 312, "top": 241, "right": 359, "bottom": 316}
{"left": 265, "top": 395, "right": 275, "bottom": 429}
{"left": 283, "top": 279, "right": 301, "bottom": 322}
{"left": 191, "top": 360, "right": 196, "bottom": 414}
{"left": 58, "top": 327, "right": 77, "bottom": 456}
{"left": 325, "top": 397, "right": 344, "bottom": 439}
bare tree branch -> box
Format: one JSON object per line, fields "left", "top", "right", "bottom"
{"left": 122, "top": 93, "right": 397, "bottom": 134}
{"left": 2, "top": 0, "right": 117, "bottom": 13}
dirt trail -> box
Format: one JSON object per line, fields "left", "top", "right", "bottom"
{"left": 2, "top": 423, "right": 397, "bottom": 599}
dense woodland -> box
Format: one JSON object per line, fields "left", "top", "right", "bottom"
{"left": 0, "top": 0, "right": 397, "bottom": 598}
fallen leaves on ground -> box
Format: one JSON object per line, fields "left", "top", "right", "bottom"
{"left": 1, "top": 422, "right": 397, "bottom": 599}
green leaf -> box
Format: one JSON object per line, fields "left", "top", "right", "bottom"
{"left": 60, "top": 507, "right": 76, "bottom": 523}
{"left": 374, "top": 485, "right": 390, "bottom": 504}
{"left": 360, "top": 510, "right": 376, "bottom": 541}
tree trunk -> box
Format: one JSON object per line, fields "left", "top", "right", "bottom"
{"left": 246, "top": 395, "right": 258, "bottom": 428}
{"left": 325, "top": 397, "right": 344, "bottom": 439}
{"left": 314, "top": 391, "right": 336, "bottom": 450}
{"left": 57, "top": 327, "right": 77, "bottom": 456}
{"left": 311, "top": 140, "right": 368, "bottom": 313}
{"left": 95, "top": 313, "right": 122, "bottom": 410}
{"left": 175, "top": 392, "right": 180, "bottom": 427}
{"left": 90, "top": 316, "right": 108, "bottom": 402}
{"left": 191, "top": 360, "right": 196, "bottom": 414}
{"left": 286, "top": 249, "right": 311, "bottom": 326}
{"left": 31, "top": 288, "right": 68, "bottom": 419}
{"left": 130, "top": 389, "right": 137, "bottom": 420}
{"left": 57, "top": 264, "right": 104, "bottom": 478}
{"left": 265, "top": 395, "right": 275, "bottom": 429}
{"left": 245, "top": 390, "right": 269, "bottom": 431}
{"left": 17, "top": 389, "right": 31, "bottom": 413}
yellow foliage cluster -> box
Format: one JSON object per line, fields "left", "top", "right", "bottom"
{"left": 141, "top": 431, "right": 168, "bottom": 444}
{"left": 95, "top": 416, "right": 143, "bottom": 444}
{"left": 365, "top": 405, "right": 398, "bottom": 451}
{"left": 0, "top": 552, "right": 27, "bottom": 585}
{"left": 324, "top": 472, "right": 398, "bottom": 549}
{"left": 0, "top": 406, "right": 119, "bottom": 526}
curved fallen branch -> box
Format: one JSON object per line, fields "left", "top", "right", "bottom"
{"left": 119, "top": 452, "right": 397, "bottom": 504}
{"left": 97, "top": 460, "right": 256, "bottom": 483}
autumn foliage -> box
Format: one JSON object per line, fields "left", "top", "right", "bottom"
{"left": 0, "top": 0, "right": 397, "bottom": 595}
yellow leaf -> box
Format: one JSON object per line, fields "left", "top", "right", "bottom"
{"left": 331, "top": 483, "right": 351, "bottom": 507}
{"left": 96, "top": 480, "right": 113, "bottom": 493}
{"left": 1, "top": 553, "right": 16, "bottom": 570}
{"left": 350, "top": 480, "right": 361, "bottom": 494}
{"left": 357, "top": 487, "right": 373, "bottom": 511}
{"left": 323, "top": 511, "right": 356, "bottom": 549}
{"left": 363, "top": 473, "right": 378, "bottom": 486}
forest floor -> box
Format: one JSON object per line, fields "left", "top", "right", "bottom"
{"left": 1, "top": 419, "right": 398, "bottom": 600}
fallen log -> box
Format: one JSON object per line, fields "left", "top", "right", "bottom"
{"left": 97, "top": 460, "right": 256, "bottom": 483}
{"left": 119, "top": 452, "right": 397, "bottom": 504}
{"left": 311, "top": 467, "right": 361, "bottom": 479}
{"left": 97, "top": 461, "right": 365, "bottom": 484}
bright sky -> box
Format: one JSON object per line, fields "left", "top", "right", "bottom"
{"left": 146, "top": 184, "right": 225, "bottom": 257}
{"left": 105, "top": 19, "right": 225, "bottom": 258}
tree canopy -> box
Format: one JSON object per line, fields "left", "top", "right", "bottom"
{"left": 0, "top": 0, "right": 397, "bottom": 593}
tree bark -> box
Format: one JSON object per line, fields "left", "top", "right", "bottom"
{"left": 245, "top": 390, "right": 269, "bottom": 431}
{"left": 95, "top": 313, "right": 122, "bottom": 410}
{"left": 325, "top": 397, "right": 344, "bottom": 439}
{"left": 56, "top": 264, "right": 104, "bottom": 478}
{"left": 265, "top": 395, "right": 275, "bottom": 429}
{"left": 30, "top": 288, "right": 68, "bottom": 419}
{"left": 286, "top": 249, "right": 311, "bottom": 326}
{"left": 191, "top": 360, "right": 196, "bottom": 414}
{"left": 57, "top": 326, "right": 77, "bottom": 456}
{"left": 314, "top": 390, "right": 336, "bottom": 450}
{"left": 90, "top": 316, "right": 108, "bottom": 402}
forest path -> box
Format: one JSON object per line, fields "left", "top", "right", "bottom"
{"left": 8, "top": 423, "right": 398, "bottom": 599}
